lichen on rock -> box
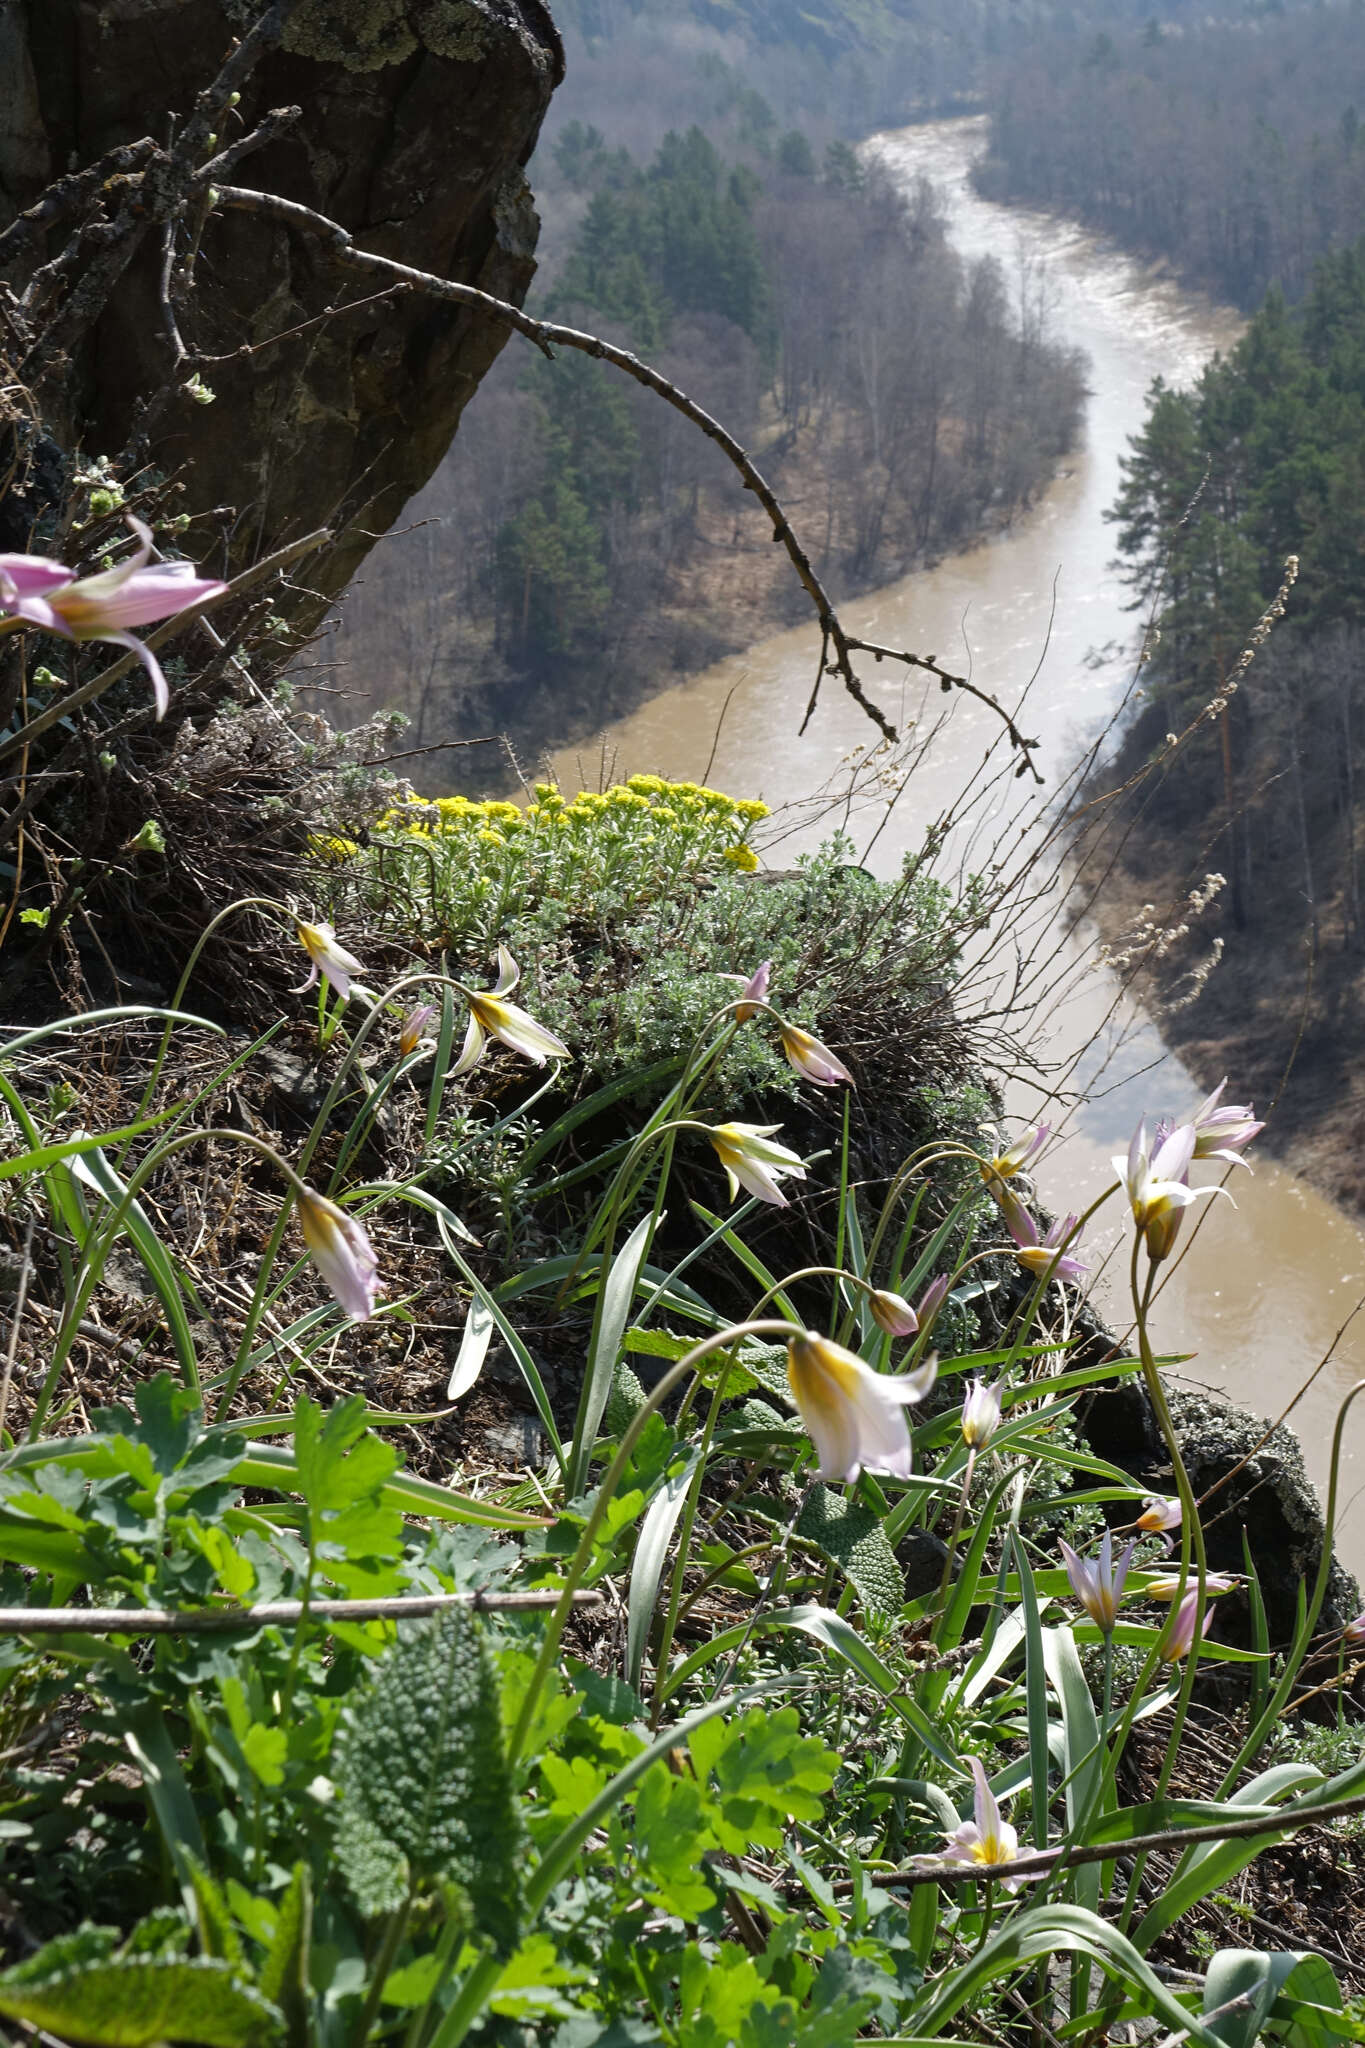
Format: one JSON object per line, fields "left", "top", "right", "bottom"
{"left": 411, "top": 0, "right": 490, "bottom": 63}
{"left": 277, "top": 0, "right": 491, "bottom": 69}
{"left": 281, "top": 0, "right": 419, "bottom": 70}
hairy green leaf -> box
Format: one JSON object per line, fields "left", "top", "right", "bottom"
{"left": 334, "top": 1607, "right": 522, "bottom": 1950}
{"left": 0, "top": 1952, "right": 281, "bottom": 2048}
{"left": 795, "top": 1484, "right": 905, "bottom": 1614}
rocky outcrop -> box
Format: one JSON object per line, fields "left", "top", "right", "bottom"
{"left": 1082, "top": 1376, "right": 1360, "bottom": 1652}
{"left": 0, "top": 0, "right": 563, "bottom": 608}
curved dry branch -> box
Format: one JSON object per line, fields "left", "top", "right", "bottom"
{"left": 211, "top": 180, "right": 1046, "bottom": 776}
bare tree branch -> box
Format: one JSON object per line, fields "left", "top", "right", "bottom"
{"left": 0, "top": 1589, "right": 604, "bottom": 1634}
{"left": 211, "top": 180, "right": 1046, "bottom": 773}
{"left": 850, "top": 1787, "right": 1365, "bottom": 1891}
{"left": 0, "top": 138, "right": 157, "bottom": 271}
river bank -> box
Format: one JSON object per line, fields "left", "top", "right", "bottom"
{"left": 387, "top": 402, "right": 1066, "bottom": 798}
{"left": 536, "top": 118, "right": 1365, "bottom": 1580}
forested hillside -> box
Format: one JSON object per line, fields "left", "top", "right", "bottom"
{"left": 548, "top": 0, "right": 1313, "bottom": 136}
{"left": 1096, "top": 239, "right": 1365, "bottom": 1204}
{"left": 334, "top": 122, "right": 1084, "bottom": 776}
{"left": 977, "top": 6, "right": 1365, "bottom": 308}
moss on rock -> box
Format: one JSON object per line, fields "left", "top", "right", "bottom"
{"left": 281, "top": 0, "right": 419, "bottom": 70}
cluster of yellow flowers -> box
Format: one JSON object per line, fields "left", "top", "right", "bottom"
{"left": 372, "top": 777, "right": 768, "bottom": 866}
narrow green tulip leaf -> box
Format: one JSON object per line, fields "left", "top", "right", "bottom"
{"left": 568, "top": 1209, "right": 655, "bottom": 1496}
{"left": 1042, "top": 1624, "right": 1102, "bottom": 1915}
{"left": 448, "top": 1294, "right": 497, "bottom": 1400}
{"left": 626, "top": 1444, "right": 700, "bottom": 1689}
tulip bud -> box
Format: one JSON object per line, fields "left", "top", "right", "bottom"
{"left": 869, "top": 1289, "right": 918, "bottom": 1338}
{"left": 961, "top": 1377, "right": 1003, "bottom": 1449}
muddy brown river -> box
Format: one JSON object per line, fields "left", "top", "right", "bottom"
{"left": 550, "top": 118, "right": 1365, "bottom": 1580}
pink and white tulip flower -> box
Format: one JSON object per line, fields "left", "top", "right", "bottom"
{"left": 1142, "top": 1571, "right": 1236, "bottom": 1602}
{"left": 778, "top": 1022, "right": 854, "bottom": 1088}
{"left": 937, "top": 1757, "right": 1035, "bottom": 1892}
{"left": 869, "top": 1287, "right": 920, "bottom": 1338}
{"left": 0, "top": 516, "right": 227, "bottom": 718}
{"left": 723, "top": 958, "right": 772, "bottom": 1022}
{"left": 1060, "top": 1527, "right": 1137, "bottom": 1633}
{"left": 1189, "top": 1079, "right": 1264, "bottom": 1165}
{"left": 707, "top": 1120, "right": 807, "bottom": 1206}
{"left": 1004, "top": 1198, "right": 1088, "bottom": 1283}
{"left": 1158, "top": 1586, "right": 1215, "bottom": 1663}
{"left": 914, "top": 1273, "right": 951, "bottom": 1342}
{"left": 1137, "top": 1495, "right": 1182, "bottom": 1533}
{"left": 297, "top": 1187, "right": 379, "bottom": 1322}
{"left": 1114, "top": 1118, "right": 1224, "bottom": 1263}
{"left": 981, "top": 1123, "right": 1049, "bottom": 1192}
{"left": 1343, "top": 1611, "right": 1365, "bottom": 1646}
{"left": 786, "top": 1331, "right": 937, "bottom": 1483}
{"left": 296, "top": 920, "right": 364, "bottom": 1002}
{"left": 453, "top": 946, "right": 569, "bottom": 1074}
{"left": 870, "top": 1275, "right": 951, "bottom": 1342}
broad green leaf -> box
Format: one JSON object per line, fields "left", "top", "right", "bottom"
{"left": 794, "top": 1484, "right": 905, "bottom": 1614}
{"left": 0, "top": 1955, "right": 279, "bottom": 2047}
{"left": 1203, "top": 1948, "right": 1331, "bottom": 2048}
{"left": 334, "top": 1606, "right": 522, "bottom": 1950}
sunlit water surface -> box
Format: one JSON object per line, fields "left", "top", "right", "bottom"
{"left": 550, "top": 118, "right": 1365, "bottom": 1576}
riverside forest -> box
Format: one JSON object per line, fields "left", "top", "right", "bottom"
{"left": 5, "top": 4, "right": 1365, "bottom": 2048}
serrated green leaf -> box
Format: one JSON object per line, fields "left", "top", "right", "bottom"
{"left": 690, "top": 1705, "right": 838, "bottom": 1854}
{"left": 0, "top": 1954, "right": 281, "bottom": 2048}
{"left": 185, "top": 1862, "right": 242, "bottom": 1967}
{"left": 795, "top": 1484, "right": 904, "bottom": 1614}
{"left": 334, "top": 1608, "right": 521, "bottom": 1949}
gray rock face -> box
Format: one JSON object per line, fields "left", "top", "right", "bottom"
{"left": 1081, "top": 1374, "right": 1360, "bottom": 1649}
{"left": 0, "top": 0, "right": 563, "bottom": 609}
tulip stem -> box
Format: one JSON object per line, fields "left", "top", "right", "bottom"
{"left": 28, "top": 1127, "right": 304, "bottom": 1436}
{"left": 832, "top": 1088, "right": 853, "bottom": 1333}
{"left": 934, "top": 1449, "right": 976, "bottom": 1624}
{"left": 506, "top": 1319, "right": 801, "bottom": 1767}
{"left": 1113, "top": 1242, "right": 1208, "bottom": 1938}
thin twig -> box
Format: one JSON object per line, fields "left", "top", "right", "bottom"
{"left": 0, "top": 1221, "right": 36, "bottom": 1442}
{"left": 211, "top": 179, "right": 1046, "bottom": 770}
{"left": 851, "top": 1788, "right": 1365, "bottom": 1891}
{"left": 0, "top": 1589, "right": 605, "bottom": 1635}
